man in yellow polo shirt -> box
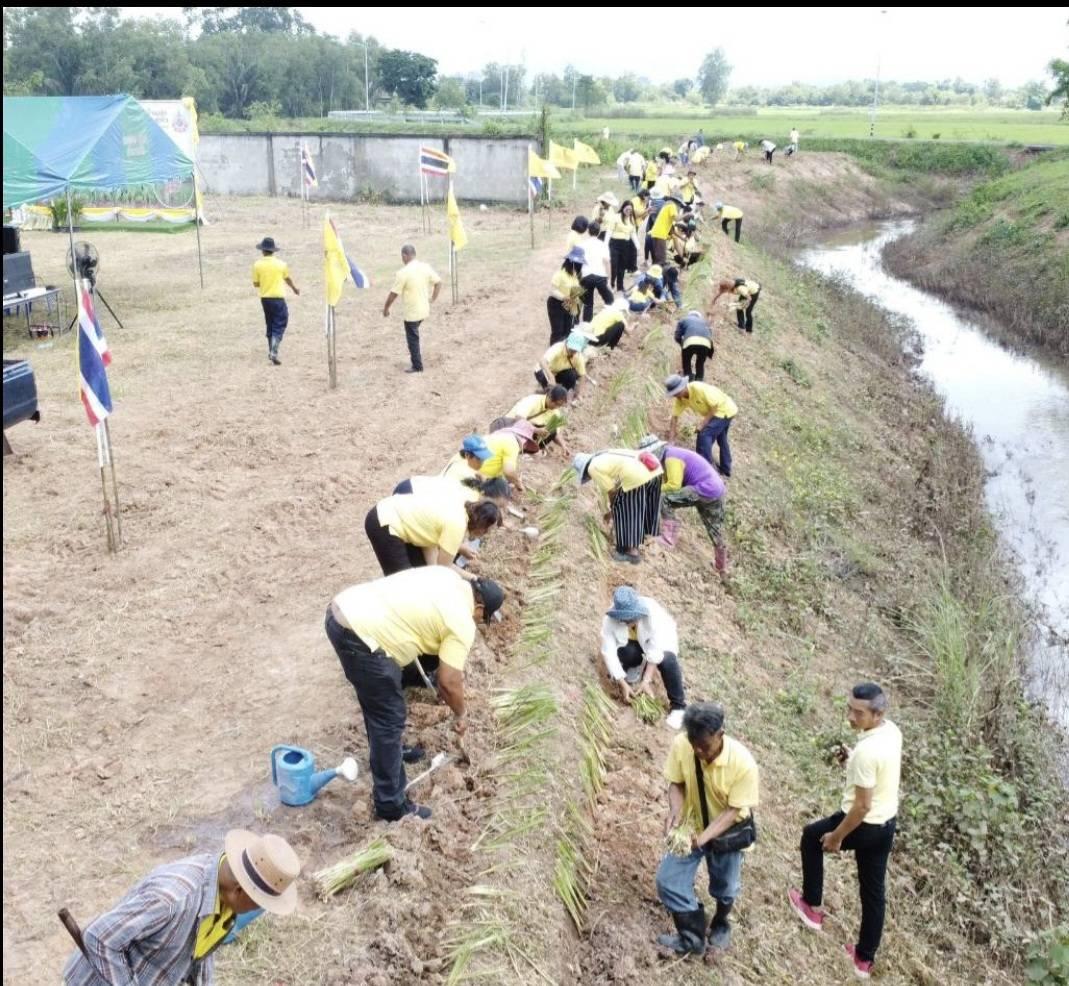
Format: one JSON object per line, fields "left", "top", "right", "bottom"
{"left": 648, "top": 195, "right": 681, "bottom": 266}
{"left": 252, "top": 236, "right": 300, "bottom": 366}
{"left": 325, "top": 567, "right": 504, "bottom": 820}
{"left": 789, "top": 683, "right": 902, "bottom": 980}
{"left": 712, "top": 201, "right": 744, "bottom": 242}
{"left": 382, "top": 244, "right": 442, "bottom": 374}
{"left": 665, "top": 374, "right": 739, "bottom": 477}
{"left": 655, "top": 702, "right": 759, "bottom": 959}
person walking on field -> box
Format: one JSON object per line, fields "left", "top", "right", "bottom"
{"left": 789, "top": 682, "right": 902, "bottom": 981}
{"left": 253, "top": 237, "right": 300, "bottom": 366}
{"left": 382, "top": 245, "right": 441, "bottom": 374}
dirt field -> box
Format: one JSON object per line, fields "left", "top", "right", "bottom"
{"left": 4, "top": 154, "right": 1016, "bottom": 985}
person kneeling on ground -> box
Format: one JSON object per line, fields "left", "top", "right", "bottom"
{"left": 325, "top": 567, "right": 504, "bottom": 821}
{"left": 600, "top": 585, "right": 686, "bottom": 729}
{"left": 655, "top": 702, "right": 759, "bottom": 961}
{"left": 789, "top": 682, "right": 901, "bottom": 982}
{"left": 638, "top": 435, "right": 729, "bottom": 573}
{"left": 572, "top": 448, "right": 663, "bottom": 564}
{"left": 578, "top": 297, "right": 631, "bottom": 351}
{"left": 506, "top": 386, "right": 571, "bottom": 454}
{"left": 674, "top": 310, "right": 715, "bottom": 382}
{"left": 711, "top": 277, "right": 762, "bottom": 334}
{"left": 535, "top": 332, "right": 589, "bottom": 402}
{"left": 63, "top": 831, "right": 300, "bottom": 985}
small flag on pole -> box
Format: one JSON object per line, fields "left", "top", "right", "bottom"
{"left": 301, "top": 143, "right": 318, "bottom": 187}
{"left": 528, "top": 149, "right": 560, "bottom": 198}
{"left": 324, "top": 217, "right": 370, "bottom": 306}
{"left": 419, "top": 146, "right": 456, "bottom": 177}
{"left": 78, "top": 286, "right": 113, "bottom": 426}
{"left": 549, "top": 140, "right": 578, "bottom": 171}
{"left": 446, "top": 187, "right": 468, "bottom": 250}
{"left": 573, "top": 139, "right": 601, "bottom": 165}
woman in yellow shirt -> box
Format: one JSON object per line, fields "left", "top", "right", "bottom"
{"left": 573, "top": 448, "right": 663, "bottom": 564}
{"left": 609, "top": 201, "right": 639, "bottom": 292}
{"left": 547, "top": 247, "right": 585, "bottom": 346}
{"left": 365, "top": 490, "right": 501, "bottom": 577}
{"left": 536, "top": 332, "right": 589, "bottom": 400}
{"left": 566, "top": 216, "right": 589, "bottom": 252}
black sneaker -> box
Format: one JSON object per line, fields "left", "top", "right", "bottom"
{"left": 402, "top": 744, "right": 426, "bottom": 764}
{"left": 402, "top": 800, "right": 432, "bottom": 819}
{"left": 405, "top": 366, "right": 423, "bottom": 374}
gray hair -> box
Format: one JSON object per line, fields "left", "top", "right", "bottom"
{"left": 852, "top": 682, "right": 888, "bottom": 713}
{"left": 401, "top": 244, "right": 416, "bottom": 258}
{"left": 683, "top": 702, "right": 725, "bottom": 742}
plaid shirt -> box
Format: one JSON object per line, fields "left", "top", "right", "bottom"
{"left": 63, "top": 853, "right": 220, "bottom": 986}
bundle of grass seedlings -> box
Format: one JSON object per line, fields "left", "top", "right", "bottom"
{"left": 632, "top": 693, "right": 663, "bottom": 724}
{"left": 313, "top": 836, "right": 392, "bottom": 898}
{"left": 665, "top": 823, "right": 696, "bottom": 857}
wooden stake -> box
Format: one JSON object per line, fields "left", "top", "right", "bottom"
{"left": 102, "top": 419, "right": 123, "bottom": 548}
{"left": 95, "top": 425, "right": 116, "bottom": 553}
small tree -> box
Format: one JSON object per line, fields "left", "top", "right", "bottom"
{"left": 378, "top": 48, "right": 438, "bottom": 108}
{"left": 697, "top": 48, "right": 731, "bottom": 106}
{"left": 1047, "top": 57, "right": 1069, "bottom": 119}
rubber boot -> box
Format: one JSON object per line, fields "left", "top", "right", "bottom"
{"left": 706, "top": 901, "right": 733, "bottom": 953}
{"left": 657, "top": 518, "right": 681, "bottom": 548}
{"left": 269, "top": 336, "right": 281, "bottom": 365}
{"left": 656, "top": 905, "right": 707, "bottom": 956}
{"left": 714, "top": 543, "right": 729, "bottom": 575}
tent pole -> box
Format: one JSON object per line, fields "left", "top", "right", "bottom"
{"left": 194, "top": 192, "right": 205, "bottom": 289}
{"left": 66, "top": 187, "right": 78, "bottom": 303}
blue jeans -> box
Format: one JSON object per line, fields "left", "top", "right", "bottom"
{"left": 656, "top": 848, "right": 743, "bottom": 912}
{"left": 697, "top": 417, "right": 733, "bottom": 477}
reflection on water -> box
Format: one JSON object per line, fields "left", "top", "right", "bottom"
{"left": 800, "top": 221, "right": 1069, "bottom": 730}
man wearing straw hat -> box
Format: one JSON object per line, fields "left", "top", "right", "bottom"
{"left": 326, "top": 567, "right": 505, "bottom": 821}
{"left": 63, "top": 831, "right": 300, "bottom": 985}
{"left": 252, "top": 236, "right": 300, "bottom": 366}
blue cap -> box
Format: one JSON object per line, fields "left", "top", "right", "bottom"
{"left": 565, "top": 332, "right": 589, "bottom": 352}
{"left": 461, "top": 434, "right": 492, "bottom": 461}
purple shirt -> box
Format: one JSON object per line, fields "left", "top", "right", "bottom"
{"left": 665, "top": 446, "right": 724, "bottom": 500}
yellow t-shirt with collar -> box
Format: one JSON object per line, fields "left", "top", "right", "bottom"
{"left": 391, "top": 260, "right": 441, "bottom": 322}
{"left": 671, "top": 382, "right": 737, "bottom": 421}
{"left": 375, "top": 491, "right": 467, "bottom": 557}
{"left": 842, "top": 720, "right": 902, "bottom": 824}
{"left": 664, "top": 733, "right": 760, "bottom": 831}
{"left": 252, "top": 257, "right": 289, "bottom": 299}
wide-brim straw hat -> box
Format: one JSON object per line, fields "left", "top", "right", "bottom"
{"left": 255, "top": 237, "right": 278, "bottom": 253}
{"left": 224, "top": 830, "right": 300, "bottom": 915}
{"left": 597, "top": 191, "right": 620, "bottom": 208}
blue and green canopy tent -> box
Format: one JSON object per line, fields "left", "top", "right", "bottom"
{"left": 3, "top": 94, "right": 204, "bottom": 285}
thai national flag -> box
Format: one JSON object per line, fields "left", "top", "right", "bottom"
{"left": 78, "top": 287, "right": 113, "bottom": 426}
{"left": 529, "top": 176, "right": 543, "bottom": 198}
{"left": 301, "top": 143, "right": 318, "bottom": 187}
{"left": 420, "top": 146, "right": 455, "bottom": 177}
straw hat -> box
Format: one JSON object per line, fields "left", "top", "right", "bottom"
{"left": 224, "top": 830, "right": 301, "bottom": 915}
{"left": 597, "top": 191, "right": 620, "bottom": 208}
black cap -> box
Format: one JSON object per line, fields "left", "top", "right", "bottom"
{"left": 473, "top": 578, "right": 505, "bottom": 623}
{"left": 256, "top": 237, "right": 278, "bottom": 252}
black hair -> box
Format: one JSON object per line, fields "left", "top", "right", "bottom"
{"left": 478, "top": 477, "right": 512, "bottom": 501}
{"left": 734, "top": 278, "right": 746, "bottom": 288}
{"left": 571, "top": 216, "right": 589, "bottom": 234}
{"left": 852, "top": 682, "right": 888, "bottom": 712}
{"left": 547, "top": 385, "right": 568, "bottom": 403}
{"left": 563, "top": 258, "right": 582, "bottom": 277}
{"left": 588, "top": 221, "right": 602, "bottom": 239}
{"left": 683, "top": 702, "right": 725, "bottom": 742}
{"left": 467, "top": 499, "right": 503, "bottom": 530}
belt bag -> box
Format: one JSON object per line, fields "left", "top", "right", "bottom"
{"left": 694, "top": 750, "right": 757, "bottom": 853}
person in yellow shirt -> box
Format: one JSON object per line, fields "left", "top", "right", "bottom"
{"left": 608, "top": 200, "right": 638, "bottom": 292}
{"left": 440, "top": 434, "right": 494, "bottom": 485}
{"left": 591, "top": 191, "right": 619, "bottom": 232}
{"left": 566, "top": 215, "right": 589, "bottom": 252}
{"left": 546, "top": 248, "right": 585, "bottom": 345}
{"left": 655, "top": 702, "right": 759, "bottom": 958}
{"left": 711, "top": 202, "right": 744, "bottom": 243}
{"left": 579, "top": 297, "right": 630, "bottom": 351}
{"left": 665, "top": 374, "right": 738, "bottom": 477}
{"left": 643, "top": 158, "right": 660, "bottom": 190}
{"left": 505, "top": 386, "right": 570, "bottom": 452}
{"left": 252, "top": 237, "right": 300, "bottom": 366}
{"left": 382, "top": 244, "right": 441, "bottom": 373}
{"left": 536, "top": 332, "right": 588, "bottom": 401}
{"left": 365, "top": 489, "right": 500, "bottom": 577}
{"left": 710, "top": 277, "right": 761, "bottom": 333}
{"left": 480, "top": 421, "right": 537, "bottom": 492}
{"left": 789, "top": 683, "right": 902, "bottom": 980}
{"left": 732, "top": 140, "right": 747, "bottom": 160}
{"left": 326, "top": 567, "right": 504, "bottom": 820}
{"left": 630, "top": 188, "right": 651, "bottom": 227}
{"left": 573, "top": 448, "right": 663, "bottom": 563}
{"left": 649, "top": 196, "right": 682, "bottom": 266}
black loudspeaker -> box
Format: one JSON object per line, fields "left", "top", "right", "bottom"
{"left": 2, "top": 226, "right": 20, "bottom": 256}
{"left": 3, "top": 252, "right": 35, "bottom": 295}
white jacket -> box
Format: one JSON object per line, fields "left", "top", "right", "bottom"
{"left": 600, "top": 596, "right": 679, "bottom": 680}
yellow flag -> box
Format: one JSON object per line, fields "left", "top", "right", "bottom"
{"left": 446, "top": 186, "right": 468, "bottom": 251}
{"left": 573, "top": 139, "right": 601, "bottom": 165}
{"left": 323, "top": 216, "right": 349, "bottom": 307}
{"left": 549, "top": 140, "right": 578, "bottom": 170}
{"left": 528, "top": 149, "right": 561, "bottom": 180}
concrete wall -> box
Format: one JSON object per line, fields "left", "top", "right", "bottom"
{"left": 198, "top": 133, "right": 534, "bottom": 205}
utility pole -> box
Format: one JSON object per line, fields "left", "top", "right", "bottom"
{"left": 869, "top": 9, "right": 888, "bottom": 137}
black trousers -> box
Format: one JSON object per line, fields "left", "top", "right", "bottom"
{"left": 364, "top": 506, "right": 425, "bottom": 575}
{"left": 737, "top": 291, "right": 760, "bottom": 333}
{"left": 629, "top": 175, "right": 641, "bottom": 191}
{"left": 617, "top": 640, "right": 686, "bottom": 710}
{"left": 681, "top": 344, "right": 710, "bottom": 381}
{"left": 721, "top": 218, "right": 742, "bottom": 243}
{"left": 800, "top": 812, "right": 896, "bottom": 964}
{"left": 592, "top": 320, "right": 625, "bottom": 350}
{"left": 325, "top": 609, "right": 409, "bottom": 819}
{"left": 547, "top": 296, "right": 574, "bottom": 345}
{"left": 609, "top": 239, "right": 630, "bottom": 292}
{"left": 650, "top": 237, "right": 668, "bottom": 266}
{"left": 580, "top": 275, "right": 614, "bottom": 322}
{"left": 261, "top": 298, "right": 288, "bottom": 343}
{"left": 403, "top": 320, "right": 423, "bottom": 370}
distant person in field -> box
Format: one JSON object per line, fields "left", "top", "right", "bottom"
{"left": 760, "top": 139, "right": 777, "bottom": 164}
{"left": 665, "top": 374, "right": 739, "bottom": 478}
{"left": 627, "top": 149, "right": 646, "bottom": 191}
{"left": 711, "top": 202, "right": 744, "bottom": 243}
{"left": 711, "top": 277, "right": 762, "bottom": 333}
{"left": 789, "top": 127, "right": 800, "bottom": 151}
{"left": 674, "top": 310, "right": 715, "bottom": 382}
{"left": 382, "top": 245, "right": 441, "bottom": 374}
{"left": 252, "top": 236, "right": 300, "bottom": 366}
{"left": 789, "top": 683, "right": 902, "bottom": 982}
{"left": 732, "top": 141, "right": 747, "bottom": 160}
{"left": 644, "top": 157, "right": 660, "bottom": 190}
{"left": 579, "top": 221, "right": 615, "bottom": 322}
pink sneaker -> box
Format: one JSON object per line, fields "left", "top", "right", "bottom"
{"left": 787, "top": 889, "right": 824, "bottom": 932}
{"left": 843, "top": 944, "right": 873, "bottom": 980}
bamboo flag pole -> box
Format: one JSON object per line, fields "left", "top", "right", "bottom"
{"left": 327, "top": 304, "right": 337, "bottom": 390}
{"left": 102, "top": 419, "right": 123, "bottom": 548}
{"left": 94, "top": 424, "right": 116, "bottom": 553}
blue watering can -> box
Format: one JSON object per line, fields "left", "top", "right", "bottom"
{"left": 223, "top": 907, "right": 263, "bottom": 945}
{"left": 270, "top": 745, "right": 359, "bottom": 807}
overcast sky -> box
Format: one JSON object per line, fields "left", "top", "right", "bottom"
{"left": 127, "top": 7, "right": 1066, "bottom": 88}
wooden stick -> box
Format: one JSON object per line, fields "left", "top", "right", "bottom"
{"left": 102, "top": 419, "right": 123, "bottom": 548}
{"left": 328, "top": 306, "right": 337, "bottom": 390}
{"left": 96, "top": 427, "right": 115, "bottom": 554}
